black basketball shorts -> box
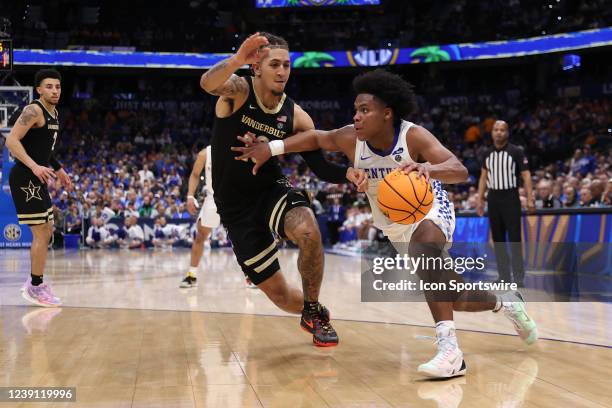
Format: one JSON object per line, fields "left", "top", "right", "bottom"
{"left": 8, "top": 164, "right": 54, "bottom": 225}
{"left": 223, "top": 179, "right": 312, "bottom": 285}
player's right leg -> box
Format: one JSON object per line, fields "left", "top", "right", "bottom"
{"left": 256, "top": 270, "right": 303, "bottom": 313}
{"left": 180, "top": 222, "right": 211, "bottom": 288}
{"left": 181, "top": 200, "right": 219, "bottom": 288}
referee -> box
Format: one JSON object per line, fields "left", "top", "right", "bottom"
{"left": 477, "top": 120, "right": 534, "bottom": 287}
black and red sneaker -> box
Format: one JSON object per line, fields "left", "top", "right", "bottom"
{"left": 300, "top": 305, "right": 338, "bottom": 347}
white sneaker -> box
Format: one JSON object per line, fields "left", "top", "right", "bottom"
{"left": 418, "top": 335, "right": 466, "bottom": 378}
{"left": 500, "top": 291, "right": 538, "bottom": 345}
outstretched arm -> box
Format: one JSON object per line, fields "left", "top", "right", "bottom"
{"left": 231, "top": 106, "right": 364, "bottom": 188}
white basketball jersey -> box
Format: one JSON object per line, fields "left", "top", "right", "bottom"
{"left": 353, "top": 120, "right": 453, "bottom": 240}
{"left": 203, "top": 145, "right": 214, "bottom": 196}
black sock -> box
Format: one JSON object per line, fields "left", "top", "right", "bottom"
{"left": 304, "top": 301, "right": 320, "bottom": 315}
{"left": 31, "top": 274, "right": 43, "bottom": 286}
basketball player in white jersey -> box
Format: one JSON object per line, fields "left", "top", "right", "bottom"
{"left": 233, "top": 69, "right": 538, "bottom": 378}
{"left": 181, "top": 145, "right": 221, "bottom": 288}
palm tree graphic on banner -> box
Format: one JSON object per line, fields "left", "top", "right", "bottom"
{"left": 410, "top": 46, "right": 451, "bottom": 63}
{"left": 294, "top": 52, "right": 336, "bottom": 67}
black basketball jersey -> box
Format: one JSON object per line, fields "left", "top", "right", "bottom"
{"left": 211, "top": 76, "right": 295, "bottom": 219}
{"left": 16, "top": 100, "right": 60, "bottom": 168}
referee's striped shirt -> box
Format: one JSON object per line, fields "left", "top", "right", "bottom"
{"left": 482, "top": 143, "right": 529, "bottom": 190}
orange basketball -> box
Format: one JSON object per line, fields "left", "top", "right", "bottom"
{"left": 377, "top": 170, "right": 434, "bottom": 225}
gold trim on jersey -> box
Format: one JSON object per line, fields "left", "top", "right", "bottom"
{"left": 268, "top": 193, "right": 288, "bottom": 232}
{"left": 17, "top": 208, "right": 53, "bottom": 219}
{"left": 252, "top": 79, "right": 286, "bottom": 114}
{"left": 244, "top": 242, "right": 277, "bottom": 266}
{"left": 254, "top": 252, "right": 279, "bottom": 273}
{"left": 36, "top": 99, "right": 59, "bottom": 120}
{"left": 20, "top": 218, "right": 52, "bottom": 225}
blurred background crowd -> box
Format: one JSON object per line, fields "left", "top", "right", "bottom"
{"left": 1, "top": 0, "right": 610, "bottom": 249}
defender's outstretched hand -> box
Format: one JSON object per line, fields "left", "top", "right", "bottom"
{"left": 347, "top": 168, "right": 368, "bottom": 192}
{"left": 231, "top": 135, "right": 273, "bottom": 175}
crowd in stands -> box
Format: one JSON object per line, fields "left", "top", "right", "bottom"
{"left": 28, "top": 75, "right": 607, "bottom": 249}
{"left": 9, "top": 0, "right": 612, "bottom": 52}
{"left": 1, "top": 65, "right": 609, "bottom": 249}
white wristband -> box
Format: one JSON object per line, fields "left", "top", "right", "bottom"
{"left": 187, "top": 195, "right": 199, "bottom": 208}
{"left": 269, "top": 140, "right": 285, "bottom": 156}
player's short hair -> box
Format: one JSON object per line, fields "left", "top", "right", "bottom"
{"left": 352, "top": 69, "right": 417, "bottom": 121}
{"left": 259, "top": 32, "right": 289, "bottom": 50}
{"left": 34, "top": 69, "right": 61, "bottom": 87}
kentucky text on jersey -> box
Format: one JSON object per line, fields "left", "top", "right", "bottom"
{"left": 363, "top": 167, "right": 396, "bottom": 179}
{"left": 241, "top": 114, "right": 287, "bottom": 138}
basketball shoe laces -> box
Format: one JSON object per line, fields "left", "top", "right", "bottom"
{"left": 503, "top": 303, "right": 527, "bottom": 334}
{"left": 312, "top": 309, "right": 334, "bottom": 334}
{"left": 417, "top": 334, "right": 457, "bottom": 366}
{"left": 32, "top": 284, "right": 56, "bottom": 302}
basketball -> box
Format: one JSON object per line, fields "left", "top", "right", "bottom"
{"left": 377, "top": 170, "right": 433, "bottom": 224}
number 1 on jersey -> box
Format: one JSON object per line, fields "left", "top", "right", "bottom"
{"left": 51, "top": 131, "right": 57, "bottom": 151}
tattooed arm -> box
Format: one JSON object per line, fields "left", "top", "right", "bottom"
{"left": 200, "top": 33, "right": 269, "bottom": 115}
{"left": 5, "top": 104, "right": 56, "bottom": 183}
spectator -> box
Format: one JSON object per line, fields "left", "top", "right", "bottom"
{"left": 535, "top": 179, "right": 561, "bottom": 209}
{"left": 152, "top": 216, "right": 178, "bottom": 248}
{"left": 579, "top": 187, "right": 594, "bottom": 207}
{"left": 86, "top": 218, "right": 110, "bottom": 248}
{"left": 139, "top": 196, "right": 155, "bottom": 218}
{"left": 138, "top": 164, "right": 155, "bottom": 182}
{"left": 590, "top": 179, "right": 605, "bottom": 206}
{"left": 123, "top": 216, "right": 145, "bottom": 249}
{"left": 562, "top": 186, "right": 580, "bottom": 208}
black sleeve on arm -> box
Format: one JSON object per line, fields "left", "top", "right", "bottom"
{"left": 515, "top": 146, "right": 529, "bottom": 172}
{"left": 49, "top": 153, "right": 63, "bottom": 171}
{"left": 300, "top": 150, "right": 348, "bottom": 184}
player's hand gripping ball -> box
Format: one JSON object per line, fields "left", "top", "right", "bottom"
{"left": 377, "top": 170, "right": 433, "bottom": 224}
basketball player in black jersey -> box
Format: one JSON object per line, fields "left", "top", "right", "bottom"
{"left": 5, "top": 69, "right": 71, "bottom": 307}
{"left": 200, "top": 32, "right": 366, "bottom": 347}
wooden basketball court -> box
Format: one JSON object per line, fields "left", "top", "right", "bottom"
{"left": 1, "top": 248, "right": 610, "bottom": 407}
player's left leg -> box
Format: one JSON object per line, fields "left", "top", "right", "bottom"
{"left": 412, "top": 220, "right": 537, "bottom": 378}
{"left": 282, "top": 204, "right": 338, "bottom": 347}
{"left": 409, "top": 220, "right": 467, "bottom": 378}
{"left": 23, "top": 221, "right": 61, "bottom": 307}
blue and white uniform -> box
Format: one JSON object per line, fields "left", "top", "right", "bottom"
{"left": 353, "top": 120, "right": 455, "bottom": 243}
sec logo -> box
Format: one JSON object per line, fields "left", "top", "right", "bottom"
{"left": 4, "top": 224, "right": 22, "bottom": 241}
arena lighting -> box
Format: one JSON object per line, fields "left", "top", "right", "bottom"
{"left": 562, "top": 54, "right": 581, "bottom": 71}
{"left": 11, "top": 27, "right": 612, "bottom": 69}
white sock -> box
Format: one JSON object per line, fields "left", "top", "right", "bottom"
{"left": 187, "top": 267, "right": 198, "bottom": 278}
{"left": 435, "top": 320, "right": 458, "bottom": 348}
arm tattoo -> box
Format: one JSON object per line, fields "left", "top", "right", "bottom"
{"left": 18, "top": 105, "right": 39, "bottom": 126}
{"left": 210, "top": 75, "right": 248, "bottom": 97}
{"left": 284, "top": 207, "right": 324, "bottom": 302}
{"left": 204, "top": 58, "right": 229, "bottom": 78}
{"left": 202, "top": 57, "right": 247, "bottom": 97}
